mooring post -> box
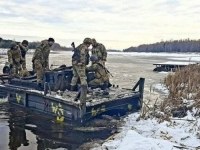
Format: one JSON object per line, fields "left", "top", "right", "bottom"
{"left": 139, "top": 78, "right": 145, "bottom": 101}
{"left": 79, "top": 85, "right": 87, "bottom": 121}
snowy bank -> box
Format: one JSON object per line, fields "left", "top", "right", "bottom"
{"left": 96, "top": 113, "right": 200, "bottom": 150}
{"left": 153, "top": 83, "right": 169, "bottom": 94}
{"left": 93, "top": 83, "right": 200, "bottom": 150}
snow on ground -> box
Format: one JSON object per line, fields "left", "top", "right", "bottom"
{"left": 102, "top": 129, "right": 176, "bottom": 150}
{"left": 98, "top": 112, "right": 200, "bottom": 150}
{"left": 153, "top": 83, "right": 169, "bottom": 94}
{"left": 93, "top": 83, "right": 200, "bottom": 150}
{"left": 158, "top": 71, "right": 169, "bottom": 74}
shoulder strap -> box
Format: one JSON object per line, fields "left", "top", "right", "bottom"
{"left": 97, "top": 63, "right": 108, "bottom": 74}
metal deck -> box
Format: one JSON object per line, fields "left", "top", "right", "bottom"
{"left": 0, "top": 64, "right": 145, "bottom": 125}
{"left": 0, "top": 78, "right": 144, "bottom": 125}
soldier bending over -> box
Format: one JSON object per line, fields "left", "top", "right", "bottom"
{"left": 32, "top": 38, "right": 55, "bottom": 90}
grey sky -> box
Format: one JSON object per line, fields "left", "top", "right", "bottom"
{"left": 0, "top": 0, "right": 200, "bottom": 50}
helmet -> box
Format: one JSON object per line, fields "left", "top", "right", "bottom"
{"left": 10, "top": 42, "right": 17, "bottom": 48}
{"left": 22, "top": 40, "right": 29, "bottom": 45}
{"left": 90, "top": 55, "right": 98, "bottom": 61}
{"left": 48, "top": 37, "right": 55, "bottom": 42}
{"left": 83, "top": 38, "right": 92, "bottom": 44}
{"left": 92, "top": 38, "right": 96, "bottom": 43}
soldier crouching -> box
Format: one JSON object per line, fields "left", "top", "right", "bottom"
{"left": 7, "top": 42, "right": 22, "bottom": 77}
{"left": 86, "top": 55, "right": 110, "bottom": 90}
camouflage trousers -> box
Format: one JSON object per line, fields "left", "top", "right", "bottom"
{"left": 34, "top": 60, "right": 44, "bottom": 83}
{"left": 89, "top": 78, "right": 104, "bottom": 86}
{"left": 11, "top": 63, "right": 22, "bottom": 76}
{"left": 21, "top": 57, "right": 26, "bottom": 69}
{"left": 89, "top": 74, "right": 109, "bottom": 86}
{"left": 19, "top": 69, "right": 30, "bottom": 77}
{"left": 71, "top": 65, "right": 87, "bottom": 86}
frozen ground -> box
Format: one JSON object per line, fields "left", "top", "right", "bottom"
{"left": 1, "top": 51, "right": 200, "bottom": 149}
{"left": 96, "top": 111, "right": 200, "bottom": 150}
{"left": 93, "top": 84, "right": 200, "bottom": 150}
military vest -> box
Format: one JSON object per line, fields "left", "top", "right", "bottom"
{"left": 72, "top": 44, "right": 89, "bottom": 65}
{"left": 92, "top": 43, "right": 103, "bottom": 60}
{"left": 40, "top": 41, "right": 50, "bottom": 60}
{"left": 10, "top": 49, "right": 21, "bottom": 63}
{"left": 32, "top": 40, "right": 50, "bottom": 64}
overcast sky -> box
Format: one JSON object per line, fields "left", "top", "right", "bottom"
{"left": 0, "top": 0, "right": 200, "bottom": 50}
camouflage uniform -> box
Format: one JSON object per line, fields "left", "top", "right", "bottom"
{"left": 86, "top": 63, "right": 109, "bottom": 86}
{"left": 7, "top": 47, "right": 22, "bottom": 76}
{"left": 19, "top": 44, "right": 28, "bottom": 69}
{"left": 91, "top": 43, "right": 107, "bottom": 62}
{"left": 71, "top": 44, "right": 89, "bottom": 86}
{"left": 19, "top": 69, "right": 30, "bottom": 77}
{"left": 32, "top": 40, "right": 50, "bottom": 83}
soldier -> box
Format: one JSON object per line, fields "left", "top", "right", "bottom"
{"left": 86, "top": 55, "right": 109, "bottom": 89}
{"left": 32, "top": 38, "right": 55, "bottom": 89}
{"left": 91, "top": 38, "right": 107, "bottom": 65}
{"left": 70, "top": 38, "right": 92, "bottom": 91}
{"left": 7, "top": 42, "right": 23, "bottom": 77}
{"left": 19, "top": 40, "right": 29, "bottom": 70}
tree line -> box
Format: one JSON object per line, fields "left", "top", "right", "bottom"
{"left": 2, "top": 37, "right": 200, "bottom": 52}
{"left": 0, "top": 37, "right": 72, "bottom": 51}
{"left": 123, "top": 39, "right": 200, "bottom": 52}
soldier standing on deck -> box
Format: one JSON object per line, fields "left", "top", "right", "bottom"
{"left": 70, "top": 38, "right": 92, "bottom": 91}
{"left": 19, "top": 40, "right": 29, "bottom": 70}
{"left": 91, "top": 38, "right": 107, "bottom": 65}
{"left": 7, "top": 42, "right": 23, "bottom": 77}
{"left": 32, "top": 38, "right": 55, "bottom": 90}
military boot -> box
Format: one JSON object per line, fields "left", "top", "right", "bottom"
{"left": 101, "top": 83, "right": 108, "bottom": 90}
{"left": 70, "top": 85, "right": 77, "bottom": 91}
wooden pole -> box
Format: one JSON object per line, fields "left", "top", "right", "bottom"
{"left": 139, "top": 78, "right": 145, "bottom": 101}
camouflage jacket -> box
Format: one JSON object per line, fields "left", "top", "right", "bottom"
{"left": 7, "top": 48, "right": 22, "bottom": 65}
{"left": 86, "top": 63, "right": 109, "bottom": 80}
{"left": 91, "top": 43, "right": 107, "bottom": 61}
{"left": 32, "top": 40, "right": 50, "bottom": 68}
{"left": 19, "top": 44, "right": 28, "bottom": 58}
{"left": 72, "top": 43, "right": 89, "bottom": 66}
